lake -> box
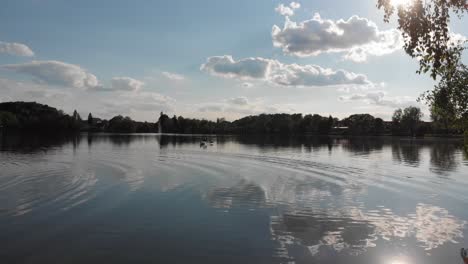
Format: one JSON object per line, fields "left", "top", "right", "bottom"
{"left": 0, "top": 133, "right": 467, "bottom": 264}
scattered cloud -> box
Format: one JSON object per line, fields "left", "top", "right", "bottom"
{"left": 0, "top": 77, "right": 72, "bottom": 105}
{"left": 198, "top": 103, "right": 225, "bottom": 113}
{"left": 227, "top": 96, "right": 249, "bottom": 106}
{"left": 0, "top": 41, "right": 34, "bottom": 57}
{"left": 0, "top": 75, "right": 174, "bottom": 121}
{"left": 339, "top": 90, "right": 416, "bottom": 108}
{"left": 122, "top": 91, "right": 175, "bottom": 112}
{"left": 275, "top": 2, "right": 301, "bottom": 16}
{"left": 201, "top": 55, "right": 372, "bottom": 87}
{"left": 1, "top": 60, "right": 100, "bottom": 89}
{"left": 110, "top": 77, "right": 144, "bottom": 92}
{"left": 290, "top": 2, "right": 300, "bottom": 9}
{"left": 1, "top": 60, "right": 148, "bottom": 93}
{"left": 162, "top": 71, "right": 185, "bottom": 81}
{"left": 103, "top": 91, "right": 176, "bottom": 117}
{"left": 201, "top": 56, "right": 271, "bottom": 80}
{"left": 272, "top": 13, "right": 402, "bottom": 62}
{"left": 198, "top": 96, "right": 295, "bottom": 116}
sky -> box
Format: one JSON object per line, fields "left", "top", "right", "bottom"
{"left": 0, "top": 0, "right": 467, "bottom": 122}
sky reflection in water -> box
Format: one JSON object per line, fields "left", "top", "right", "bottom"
{"left": 0, "top": 134, "right": 467, "bottom": 264}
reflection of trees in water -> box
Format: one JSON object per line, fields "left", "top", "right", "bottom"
{"left": 339, "top": 137, "right": 384, "bottom": 155}
{"left": 303, "top": 137, "right": 334, "bottom": 153}
{"left": 391, "top": 138, "right": 462, "bottom": 173}
{"left": 464, "top": 141, "right": 468, "bottom": 159}
{"left": 235, "top": 135, "right": 333, "bottom": 152}
{"left": 391, "top": 140, "right": 421, "bottom": 167}
{"left": 430, "top": 142, "right": 459, "bottom": 175}
{"left": 83, "top": 134, "right": 157, "bottom": 147}
{"left": 87, "top": 133, "right": 93, "bottom": 148}
{"left": 0, "top": 132, "right": 80, "bottom": 153}
{"left": 464, "top": 142, "right": 468, "bottom": 160}
{"left": 72, "top": 135, "right": 82, "bottom": 152}
{"left": 108, "top": 135, "right": 137, "bottom": 146}
{"left": 157, "top": 135, "right": 214, "bottom": 148}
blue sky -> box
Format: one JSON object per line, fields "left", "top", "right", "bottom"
{"left": 0, "top": 0, "right": 466, "bottom": 121}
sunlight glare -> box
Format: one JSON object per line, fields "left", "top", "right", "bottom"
{"left": 386, "top": 256, "right": 411, "bottom": 264}
{"left": 390, "top": 0, "right": 413, "bottom": 7}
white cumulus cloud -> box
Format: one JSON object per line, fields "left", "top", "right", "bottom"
{"left": 275, "top": 2, "right": 301, "bottom": 16}
{"left": 198, "top": 97, "right": 295, "bottom": 117}
{"left": 1, "top": 60, "right": 147, "bottom": 92}
{"left": 103, "top": 91, "right": 176, "bottom": 116}
{"left": 201, "top": 55, "right": 372, "bottom": 87}
{"left": 201, "top": 56, "right": 271, "bottom": 80}
{"left": 198, "top": 103, "right": 225, "bottom": 113}
{"left": 339, "top": 90, "right": 416, "bottom": 108}
{"left": 272, "top": 13, "right": 402, "bottom": 62}
{"left": 110, "top": 77, "right": 144, "bottom": 92}
{"left": 1, "top": 60, "right": 99, "bottom": 89}
{"left": 290, "top": 2, "right": 300, "bottom": 9}
{"left": 162, "top": 71, "right": 185, "bottom": 81}
{"left": 0, "top": 41, "right": 34, "bottom": 57}
{"left": 227, "top": 96, "right": 249, "bottom": 106}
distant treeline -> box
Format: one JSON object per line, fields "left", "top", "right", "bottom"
{"left": 0, "top": 102, "right": 80, "bottom": 132}
{"left": 0, "top": 101, "right": 462, "bottom": 136}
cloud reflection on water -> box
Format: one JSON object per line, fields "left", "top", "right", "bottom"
{"left": 204, "top": 174, "right": 466, "bottom": 260}
{"left": 270, "top": 203, "right": 466, "bottom": 259}
{"left": 1, "top": 134, "right": 467, "bottom": 263}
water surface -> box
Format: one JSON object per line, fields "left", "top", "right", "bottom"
{"left": 1, "top": 134, "right": 467, "bottom": 264}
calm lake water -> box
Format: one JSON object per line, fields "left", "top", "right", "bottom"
{"left": 0, "top": 134, "right": 467, "bottom": 264}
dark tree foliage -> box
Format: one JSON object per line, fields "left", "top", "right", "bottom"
{"left": 88, "top": 113, "right": 93, "bottom": 125}
{"left": 0, "top": 111, "right": 19, "bottom": 128}
{"left": 377, "top": 0, "right": 467, "bottom": 78}
{"left": 423, "top": 63, "right": 468, "bottom": 130}
{"left": 72, "top": 110, "right": 81, "bottom": 121}
{"left": 1, "top": 101, "right": 460, "bottom": 137}
{"left": 136, "top": 122, "right": 153, "bottom": 133}
{"left": 0, "top": 102, "right": 79, "bottom": 132}
{"left": 391, "top": 106, "right": 423, "bottom": 136}
{"left": 402, "top": 106, "right": 423, "bottom": 136}
{"left": 375, "top": 118, "right": 385, "bottom": 135}
{"left": 392, "top": 108, "right": 404, "bottom": 135}
{"left": 342, "top": 114, "right": 378, "bottom": 135}
{"left": 155, "top": 113, "right": 335, "bottom": 135}
{"left": 107, "top": 115, "right": 136, "bottom": 133}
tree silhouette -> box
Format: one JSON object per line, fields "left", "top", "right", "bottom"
{"left": 377, "top": 0, "right": 467, "bottom": 78}
{"left": 343, "top": 114, "right": 376, "bottom": 135}
{"left": 392, "top": 109, "right": 403, "bottom": 135}
{"left": 0, "top": 111, "right": 19, "bottom": 128}
{"left": 0, "top": 102, "right": 79, "bottom": 132}
{"left": 0, "top": 101, "right": 462, "bottom": 137}
{"left": 424, "top": 64, "right": 468, "bottom": 132}
{"left": 72, "top": 110, "right": 81, "bottom": 121}
{"left": 402, "top": 106, "right": 423, "bottom": 136}
{"left": 88, "top": 113, "right": 93, "bottom": 125}
{"left": 377, "top": 0, "right": 468, "bottom": 140}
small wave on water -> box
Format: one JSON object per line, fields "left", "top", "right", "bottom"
{"left": 0, "top": 134, "right": 467, "bottom": 263}
{"left": 0, "top": 157, "right": 98, "bottom": 217}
